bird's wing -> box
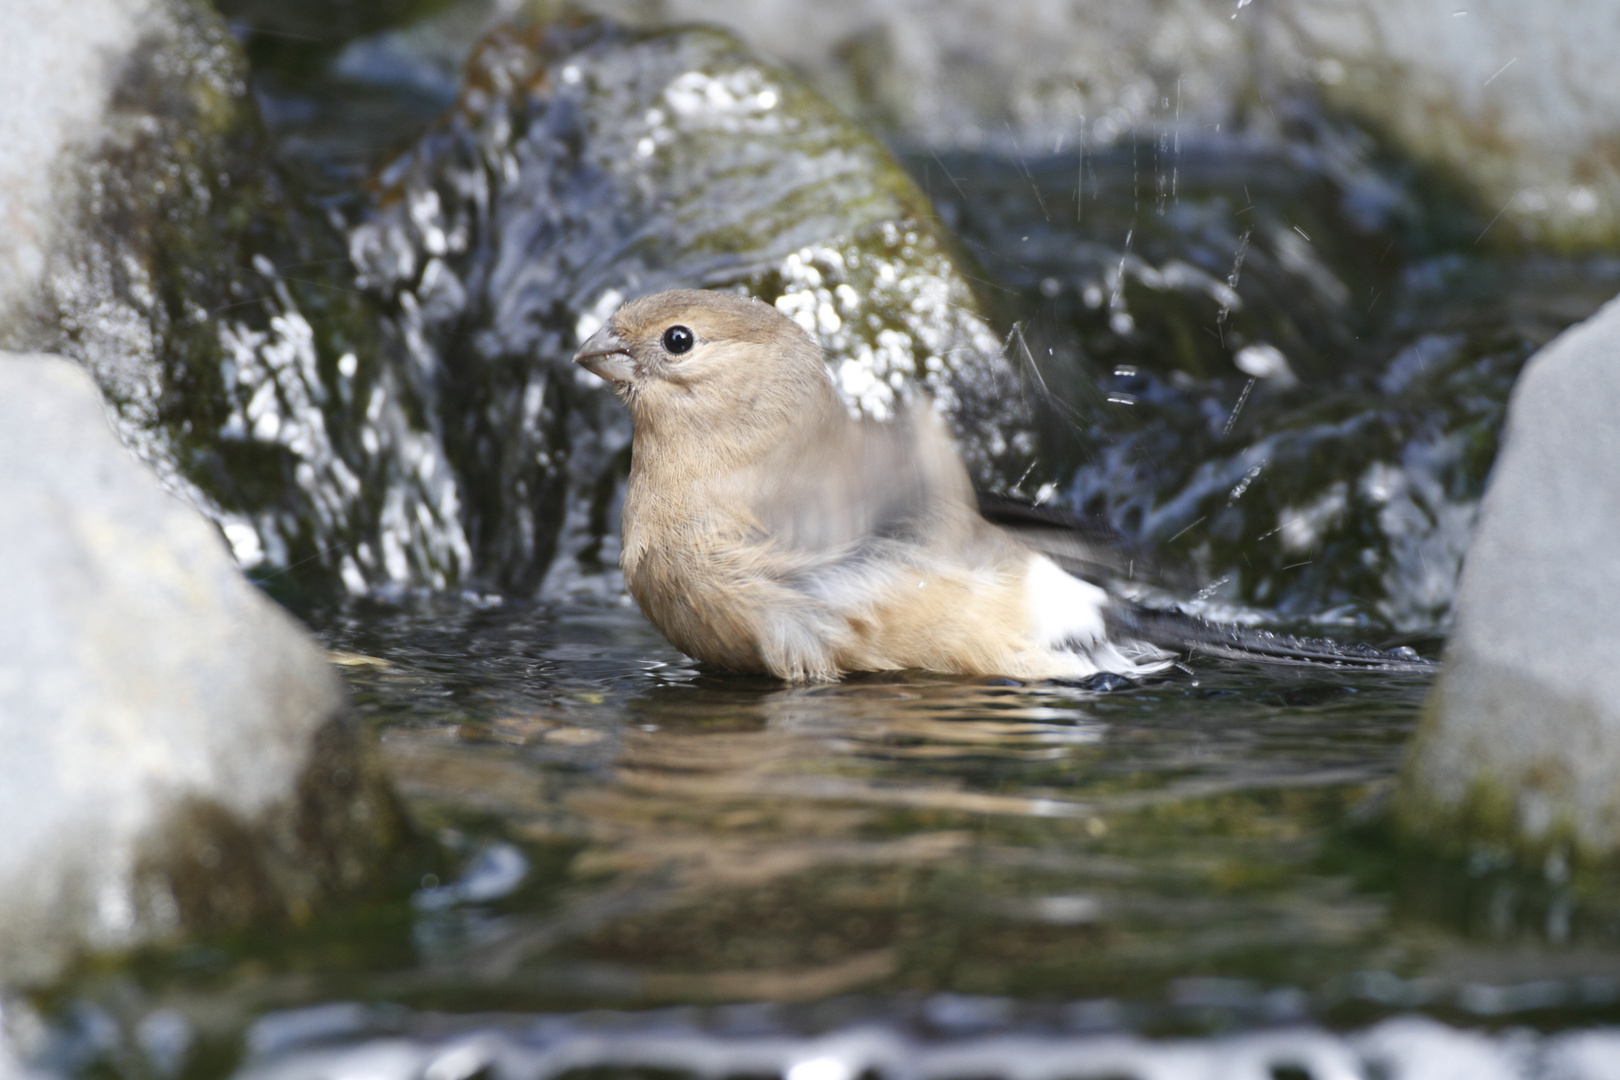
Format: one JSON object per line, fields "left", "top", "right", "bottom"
{"left": 974, "top": 492, "right": 1135, "bottom": 582}
{"left": 743, "top": 402, "right": 973, "bottom": 556}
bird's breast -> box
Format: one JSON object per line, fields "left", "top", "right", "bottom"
{"left": 620, "top": 475, "right": 777, "bottom": 673}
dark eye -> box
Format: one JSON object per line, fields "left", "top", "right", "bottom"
{"left": 661, "top": 325, "right": 695, "bottom": 355}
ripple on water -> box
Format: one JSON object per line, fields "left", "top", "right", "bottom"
{"left": 18, "top": 596, "right": 1620, "bottom": 1077}
{"left": 312, "top": 596, "right": 1443, "bottom": 1007}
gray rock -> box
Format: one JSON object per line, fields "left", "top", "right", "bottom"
{"left": 5, "top": 0, "right": 1025, "bottom": 603}
{"left": 0, "top": 0, "right": 141, "bottom": 319}
{"left": 1397, "top": 293, "right": 1620, "bottom": 859}
{"left": 576, "top": 0, "right": 1620, "bottom": 248}
{"left": 349, "top": 21, "right": 1028, "bottom": 597}
{"left": 0, "top": 353, "right": 401, "bottom": 986}
{"left": 1, "top": 0, "right": 472, "bottom": 598}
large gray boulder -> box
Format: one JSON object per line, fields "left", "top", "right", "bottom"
{"left": 0, "top": 353, "right": 401, "bottom": 986}
{"left": 1397, "top": 293, "right": 1620, "bottom": 859}
{"left": 577, "top": 0, "right": 1620, "bottom": 249}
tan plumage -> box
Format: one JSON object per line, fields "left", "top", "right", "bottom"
{"left": 573, "top": 289, "right": 1168, "bottom": 682}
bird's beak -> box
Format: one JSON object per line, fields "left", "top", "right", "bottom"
{"left": 572, "top": 325, "right": 636, "bottom": 383}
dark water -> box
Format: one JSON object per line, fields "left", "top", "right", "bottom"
{"left": 304, "top": 600, "right": 1615, "bottom": 1024}
{"left": 318, "top": 598, "right": 1432, "bottom": 1013}
{"left": 38, "top": 598, "right": 1620, "bottom": 1078}
{"left": 912, "top": 142, "right": 1620, "bottom": 632}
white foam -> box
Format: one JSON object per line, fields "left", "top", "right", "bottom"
{"left": 222, "top": 1011, "right": 1620, "bottom": 1080}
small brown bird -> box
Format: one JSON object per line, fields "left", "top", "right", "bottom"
{"left": 574, "top": 289, "right": 1429, "bottom": 682}
{"left": 572, "top": 288, "right": 1171, "bottom": 683}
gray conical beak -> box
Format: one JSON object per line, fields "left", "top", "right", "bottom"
{"left": 572, "top": 325, "right": 636, "bottom": 383}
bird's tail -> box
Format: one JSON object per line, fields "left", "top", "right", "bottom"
{"left": 1102, "top": 603, "right": 1435, "bottom": 673}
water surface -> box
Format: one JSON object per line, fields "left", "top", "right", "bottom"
{"left": 297, "top": 598, "right": 1542, "bottom": 1022}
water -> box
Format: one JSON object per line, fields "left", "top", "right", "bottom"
{"left": 302, "top": 600, "right": 1606, "bottom": 1024}
{"left": 27, "top": 597, "right": 1620, "bottom": 1078}
{"left": 318, "top": 596, "right": 1438, "bottom": 1016}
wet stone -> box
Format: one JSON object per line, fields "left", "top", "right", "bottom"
{"left": 1398, "top": 292, "right": 1620, "bottom": 861}
{"left": 922, "top": 139, "right": 1620, "bottom": 633}
{"left": 574, "top": 0, "right": 1620, "bottom": 250}
{"left": 0, "top": 0, "right": 470, "bottom": 600}
{"left": 0, "top": 354, "right": 403, "bottom": 986}
{"left": 347, "top": 20, "right": 1029, "bottom": 595}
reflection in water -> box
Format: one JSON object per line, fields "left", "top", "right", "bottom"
{"left": 316, "top": 597, "right": 1437, "bottom": 1011}
{"left": 19, "top": 596, "right": 1620, "bottom": 1080}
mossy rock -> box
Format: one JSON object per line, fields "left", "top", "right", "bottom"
{"left": 4, "top": 0, "right": 469, "bottom": 600}
{"left": 350, "top": 20, "right": 1029, "bottom": 594}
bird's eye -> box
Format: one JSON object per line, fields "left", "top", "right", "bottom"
{"left": 661, "top": 325, "right": 695, "bottom": 355}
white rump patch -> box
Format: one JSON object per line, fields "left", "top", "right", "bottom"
{"left": 1024, "top": 554, "right": 1172, "bottom": 678}
{"left": 1025, "top": 554, "right": 1109, "bottom": 651}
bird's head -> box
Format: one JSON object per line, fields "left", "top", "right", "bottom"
{"left": 572, "top": 289, "right": 839, "bottom": 449}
